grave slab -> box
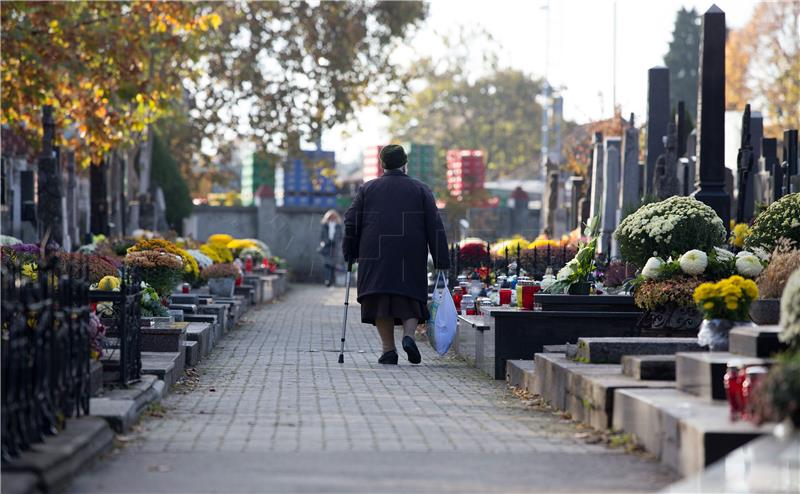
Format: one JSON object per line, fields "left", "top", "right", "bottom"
{"left": 621, "top": 355, "right": 676, "bottom": 381}
{"left": 676, "top": 352, "right": 771, "bottom": 401}
{"left": 170, "top": 293, "right": 199, "bottom": 305}
{"left": 140, "top": 322, "right": 187, "bottom": 353}
{"left": 542, "top": 345, "right": 567, "bottom": 353}
{"left": 89, "top": 375, "right": 165, "bottom": 432}
{"left": 185, "top": 322, "right": 212, "bottom": 357}
{"left": 575, "top": 337, "right": 702, "bottom": 364}
{"left": 663, "top": 433, "right": 799, "bottom": 493}
{"left": 141, "top": 351, "right": 184, "bottom": 388}
{"left": 728, "top": 325, "right": 787, "bottom": 357}
{"left": 613, "top": 387, "right": 772, "bottom": 476}
{"left": 183, "top": 340, "right": 200, "bottom": 367}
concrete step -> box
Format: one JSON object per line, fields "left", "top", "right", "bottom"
{"left": 675, "top": 352, "right": 771, "bottom": 401}
{"left": 1, "top": 416, "right": 114, "bottom": 493}
{"left": 621, "top": 355, "right": 676, "bottom": 381}
{"left": 532, "top": 353, "right": 674, "bottom": 429}
{"left": 729, "top": 325, "right": 787, "bottom": 358}
{"left": 662, "top": 433, "right": 799, "bottom": 493}
{"left": 183, "top": 340, "right": 200, "bottom": 367}
{"left": 575, "top": 337, "right": 703, "bottom": 364}
{"left": 505, "top": 360, "right": 534, "bottom": 390}
{"left": 612, "top": 387, "right": 773, "bottom": 476}
{"left": 90, "top": 375, "right": 165, "bottom": 433}
{"left": 141, "top": 350, "right": 184, "bottom": 389}
{"left": 542, "top": 345, "right": 567, "bottom": 353}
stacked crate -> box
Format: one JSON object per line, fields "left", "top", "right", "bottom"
{"left": 275, "top": 149, "right": 338, "bottom": 209}
{"left": 446, "top": 149, "right": 485, "bottom": 197}
{"left": 240, "top": 152, "right": 274, "bottom": 206}
{"left": 405, "top": 143, "right": 436, "bottom": 188}
{"left": 362, "top": 145, "right": 384, "bottom": 182}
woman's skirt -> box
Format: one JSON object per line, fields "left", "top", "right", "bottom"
{"left": 360, "top": 293, "right": 430, "bottom": 326}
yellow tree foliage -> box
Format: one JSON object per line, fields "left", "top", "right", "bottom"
{"left": 1, "top": 2, "right": 220, "bottom": 166}
{"left": 563, "top": 110, "right": 629, "bottom": 177}
{"left": 725, "top": 1, "right": 800, "bottom": 135}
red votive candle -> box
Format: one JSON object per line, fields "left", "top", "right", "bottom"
{"left": 499, "top": 288, "right": 512, "bottom": 305}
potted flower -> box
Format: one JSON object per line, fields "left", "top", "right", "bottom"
{"left": 752, "top": 239, "right": 799, "bottom": 324}
{"left": 693, "top": 275, "right": 759, "bottom": 351}
{"left": 202, "top": 262, "right": 240, "bottom": 297}
{"left": 124, "top": 249, "right": 184, "bottom": 298}
{"left": 744, "top": 193, "right": 800, "bottom": 253}
{"left": 545, "top": 216, "right": 600, "bottom": 295}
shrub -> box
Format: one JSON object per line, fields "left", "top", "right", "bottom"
{"left": 56, "top": 252, "right": 119, "bottom": 283}
{"left": 745, "top": 193, "right": 800, "bottom": 252}
{"left": 128, "top": 238, "right": 198, "bottom": 284}
{"left": 756, "top": 239, "right": 800, "bottom": 298}
{"left": 634, "top": 277, "right": 704, "bottom": 310}
{"left": 125, "top": 250, "right": 183, "bottom": 296}
{"left": 614, "top": 196, "right": 726, "bottom": 267}
{"left": 202, "top": 262, "right": 239, "bottom": 280}
{"left": 200, "top": 243, "right": 233, "bottom": 263}
{"left": 779, "top": 268, "right": 800, "bottom": 347}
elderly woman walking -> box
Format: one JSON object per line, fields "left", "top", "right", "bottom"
{"left": 343, "top": 144, "right": 450, "bottom": 365}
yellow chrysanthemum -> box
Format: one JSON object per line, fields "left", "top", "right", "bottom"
{"left": 97, "top": 275, "right": 121, "bottom": 291}
{"left": 21, "top": 262, "right": 37, "bottom": 281}
{"left": 208, "top": 234, "right": 234, "bottom": 246}
{"left": 703, "top": 301, "right": 715, "bottom": 310}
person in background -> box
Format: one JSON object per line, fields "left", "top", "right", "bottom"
{"left": 343, "top": 144, "right": 450, "bottom": 365}
{"left": 319, "top": 210, "right": 342, "bottom": 287}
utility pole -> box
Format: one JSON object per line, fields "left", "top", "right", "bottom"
{"left": 540, "top": 0, "right": 551, "bottom": 181}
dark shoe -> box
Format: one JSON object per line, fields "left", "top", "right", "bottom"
{"left": 378, "top": 350, "right": 398, "bottom": 365}
{"left": 402, "top": 336, "right": 421, "bottom": 364}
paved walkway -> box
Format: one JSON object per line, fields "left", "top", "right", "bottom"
{"left": 70, "top": 285, "right": 677, "bottom": 493}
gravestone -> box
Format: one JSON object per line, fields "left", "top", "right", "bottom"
{"left": 89, "top": 160, "right": 110, "bottom": 236}
{"left": 645, "top": 67, "right": 670, "bottom": 196}
{"left": 725, "top": 168, "right": 735, "bottom": 221}
{"left": 784, "top": 129, "right": 798, "bottom": 194}
{"left": 36, "top": 106, "right": 64, "bottom": 244}
{"left": 654, "top": 123, "right": 681, "bottom": 199}
{"left": 589, "top": 132, "right": 604, "bottom": 220}
{"left": 691, "top": 5, "right": 730, "bottom": 229}
{"left": 568, "top": 176, "right": 585, "bottom": 231}
{"left": 676, "top": 101, "right": 688, "bottom": 158}
{"left": 761, "top": 137, "right": 782, "bottom": 203}
{"left": 746, "top": 112, "right": 763, "bottom": 218}
{"left": 735, "top": 104, "right": 754, "bottom": 223}
{"left": 541, "top": 165, "right": 559, "bottom": 236}
{"left": 619, "top": 113, "right": 641, "bottom": 216}
{"left": 600, "top": 137, "right": 622, "bottom": 255}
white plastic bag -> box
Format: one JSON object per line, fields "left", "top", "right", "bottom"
{"left": 427, "top": 272, "right": 457, "bottom": 355}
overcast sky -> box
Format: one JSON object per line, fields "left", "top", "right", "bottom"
{"left": 323, "top": 0, "right": 758, "bottom": 166}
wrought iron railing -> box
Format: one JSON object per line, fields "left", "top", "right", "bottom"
{"left": 1, "top": 258, "right": 92, "bottom": 462}
{"left": 449, "top": 242, "right": 577, "bottom": 283}
{"left": 89, "top": 268, "right": 142, "bottom": 387}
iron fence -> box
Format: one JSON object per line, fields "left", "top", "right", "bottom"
{"left": 1, "top": 258, "right": 92, "bottom": 462}
{"left": 89, "top": 268, "right": 142, "bottom": 386}
{"left": 450, "top": 242, "right": 577, "bottom": 282}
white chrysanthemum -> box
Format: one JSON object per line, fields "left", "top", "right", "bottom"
{"left": 736, "top": 250, "right": 754, "bottom": 258}
{"left": 642, "top": 257, "right": 664, "bottom": 279}
{"left": 779, "top": 268, "right": 800, "bottom": 346}
{"left": 679, "top": 249, "right": 708, "bottom": 276}
{"left": 557, "top": 266, "right": 573, "bottom": 281}
{"left": 751, "top": 246, "right": 771, "bottom": 262}
{"left": 713, "top": 247, "right": 735, "bottom": 261}
{"left": 735, "top": 255, "right": 763, "bottom": 278}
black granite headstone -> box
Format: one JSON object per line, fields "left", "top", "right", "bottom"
{"left": 645, "top": 67, "right": 670, "bottom": 196}
{"left": 763, "top": 138, "right": 781, "bottom": 201}
{"left": 692, "top": 5, "right": 730, "bottom": 229}
{"left": 783, "top": 129, "right": 798, "bottom": 194}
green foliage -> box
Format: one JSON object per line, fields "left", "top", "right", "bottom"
{"left": 615, "top": 196, "right": 726, "bottom": 267}
{"left": 151, "top": 131, "right": 192, "bottom": 233}
{"left": 389, "top": 30, "right": 545, "bottom": 181}
{"left": 744, "top": 193, "right": 800, "bottom": 253}
{"left": 664, "top": 7, "right": 700, "bottom": 121}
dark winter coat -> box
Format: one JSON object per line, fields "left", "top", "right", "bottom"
{"left": 318, "top": 223, "right": 342, "bottom": 263}
{"left": 343, "top": 169, "right": 450, "bottom": 304}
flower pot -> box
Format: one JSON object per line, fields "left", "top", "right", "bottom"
{"left": 697, "top": 319, "right": 755, "bottom": 351}
{"left": 749, "top": 298, "right": 781, "bottom": 325}
{"left": 568, "top": 282, "right": 592, "bottom": 295}
{"left": 208, "top": 277, "right": 235, "bottom": 297}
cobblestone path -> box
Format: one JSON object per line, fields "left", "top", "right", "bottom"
{"left": 70, "top": 285, "right": 677, "bottom": 493}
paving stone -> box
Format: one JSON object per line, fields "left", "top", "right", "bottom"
{"left": 621, "top": 355, "right": 676, "bottom": 381}
{"left": 728, "top": 325, "right": 787, "bottom": 358}
{"left": 68, "top": 285, "right": 677, "bottom": 493}
{"left": 575, "top": 337, "right": 703, "bottom": 364}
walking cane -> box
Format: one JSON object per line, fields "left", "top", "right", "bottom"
{"left": 338, "top": 261, "right": 354, "bottom": 364}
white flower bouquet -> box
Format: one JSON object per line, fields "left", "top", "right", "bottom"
{"left": 615, "top": 196, "right": 726, "bottom": 267}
